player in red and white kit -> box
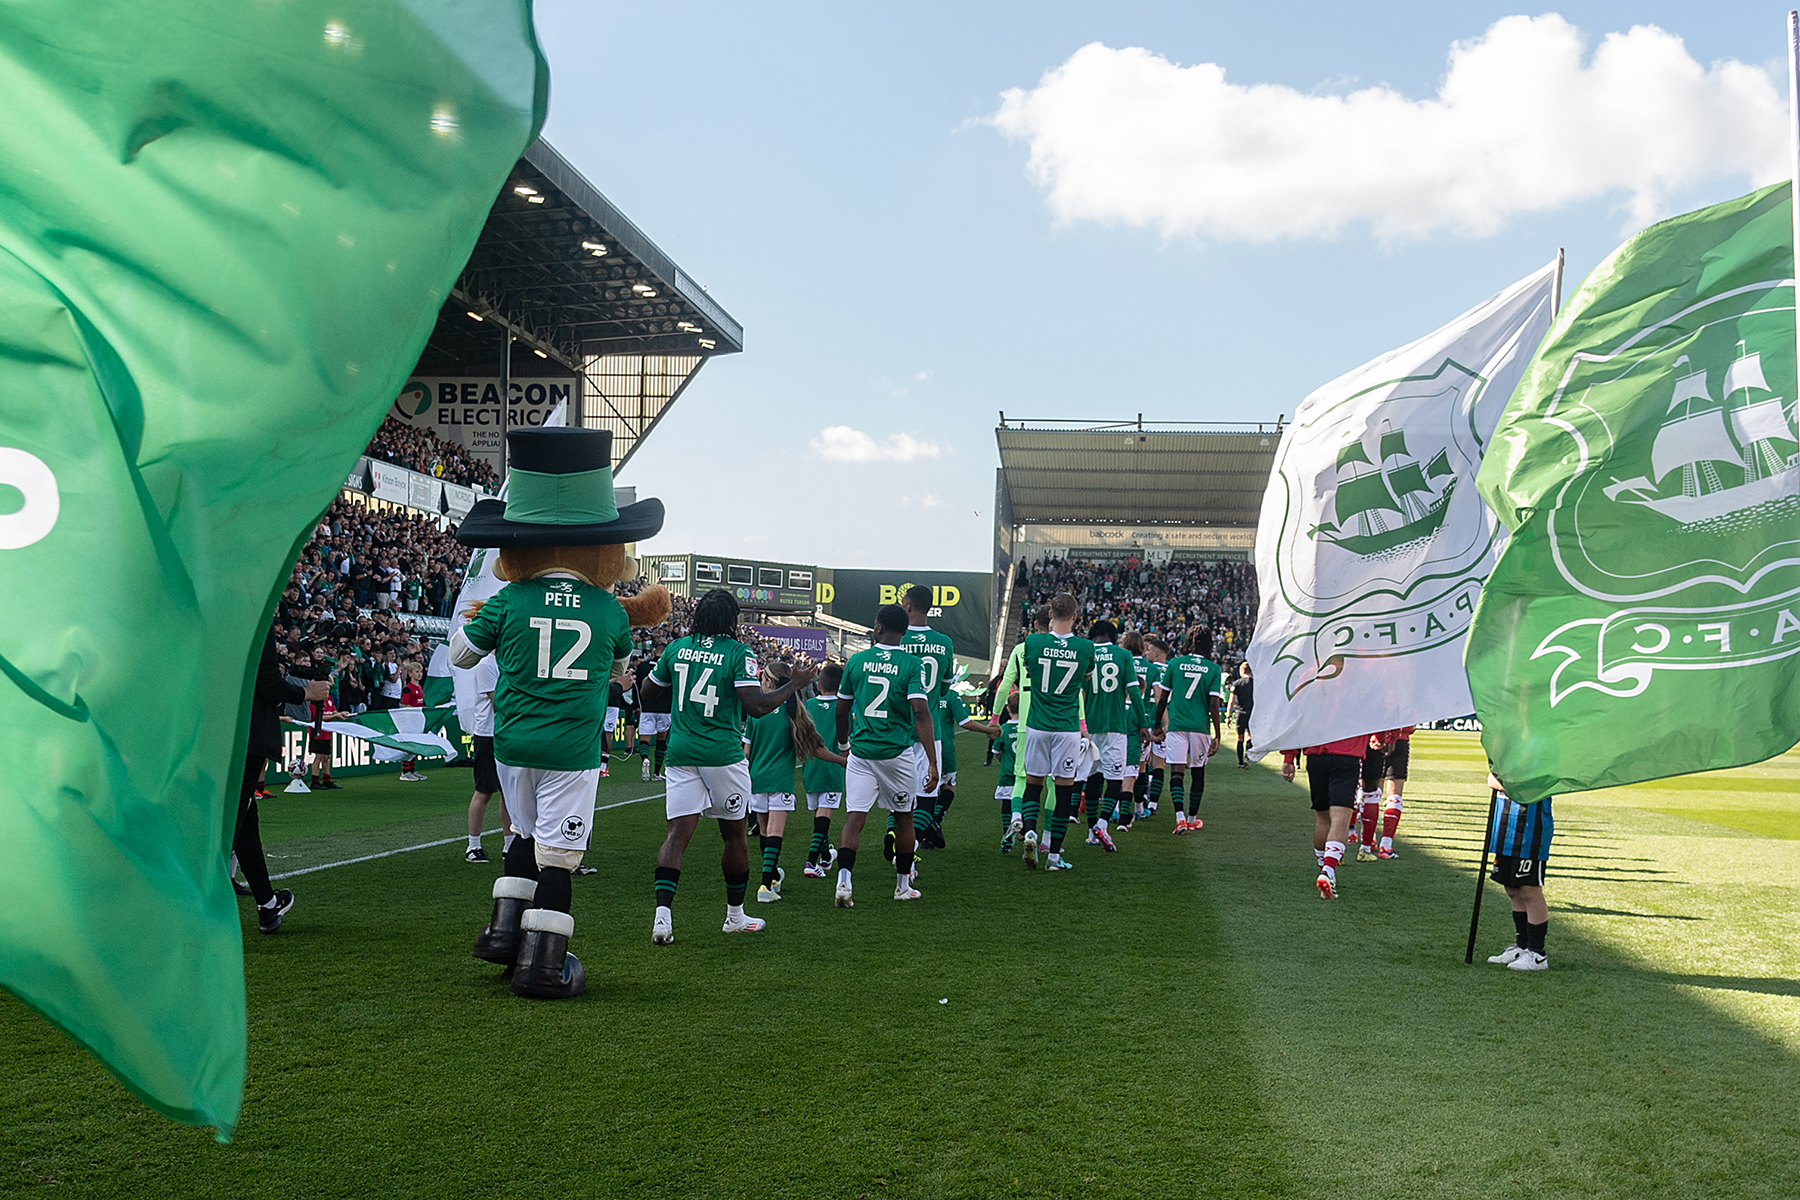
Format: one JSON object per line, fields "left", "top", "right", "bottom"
{"left": 1356, "top": 726, "right": 1414, "bottom": 862}
{"left": 1279, "top": 734, "right": 1369, "bottom": 900}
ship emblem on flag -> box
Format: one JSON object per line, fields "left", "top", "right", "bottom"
{"left": 1313, "top": 426, "right": 1459, "bottom": 557}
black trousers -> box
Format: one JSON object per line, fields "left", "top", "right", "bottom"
{"left": 236, "top": 749, "right": 276, "bottom": 904}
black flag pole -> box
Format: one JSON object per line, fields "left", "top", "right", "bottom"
{"left": 1464, "top": 787, "right": 1500, "bottom": 964}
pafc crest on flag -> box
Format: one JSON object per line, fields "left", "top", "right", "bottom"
{"left": 1526, "top": 282, "right": 1800, "bottom": 706}
{"left": 1271, "top": 360, "right": 1499, "bottom": 699}
{"left": 1247, "top": 261, "right": 1558, "bottom": 756}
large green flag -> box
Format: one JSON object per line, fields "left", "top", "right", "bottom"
{"left": 0, "top": 1, "right": 544, "bottom": 1136}
{"left": 1468, "top": 183, "right": 1800, "bottom": 802}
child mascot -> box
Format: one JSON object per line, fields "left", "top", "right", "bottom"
{"left": 449, "top": 426, "right": 670, "bottom": 998}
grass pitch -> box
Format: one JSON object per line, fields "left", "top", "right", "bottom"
{"left": 5, "top": 731, "right": 1800, "bottom": 1197}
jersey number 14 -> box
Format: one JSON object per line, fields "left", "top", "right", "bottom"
{"left": 671, "top": 662, "right": 721, "bottom": 717}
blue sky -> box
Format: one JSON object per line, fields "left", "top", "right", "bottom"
{"left": 532, "top": 1, "right": 1790, "bottom": 571}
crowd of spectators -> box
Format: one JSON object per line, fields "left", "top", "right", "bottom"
{"left": 271, "top": 498, "right": 473, "bottom": 713}
{"left": 1018, "top": 555, "right": 1258, "bottom": 663}
{"left": 364, "top": 416, "right": 500, "bottom": 491}
{"left": 618, "top": 580, "right": 801, "bottom": 669}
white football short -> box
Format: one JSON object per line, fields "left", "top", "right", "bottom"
{"left": 845, "top": 748, "right": 921, "bottom": 813}
{"left": 1089, "top": 731, "right": 1128, "bottom": 780}
{"left": 918, "top": 739, "right": 943, "bottom": 798}
{"left": 942, "top": 770, "right": 957, "bottom": 788}
{"left": 1163, "top": 731, "right": 1216, "bottom": 768}
{"left": 494, "top": 762, "right": 601, "bottom": 851}
{"left": 603, "top": 707, "right": 620, "bottom": 734}
{"left": 1122, "top": 761, "right": 1140, "bottom": 780}
{"left": 751, "top": 791, "right": 797, "bottom": 813}
{"left": 805, "top": 791, "right": 842, "bottom": 811}
{"left": 1022, "top": 729, "right": 1084, "bottom": 780}
{"left": 638, "top": 711, "right": 672, "bottom": 737}
{"left": 664, "top": 761, "right": 751, "bottom": 821}
{"left": 994, "top": 784, "right": 1014, "bottom": 801}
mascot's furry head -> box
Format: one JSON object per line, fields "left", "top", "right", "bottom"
{"left": 454, "top": 427, "right": 671, "bottom": 629}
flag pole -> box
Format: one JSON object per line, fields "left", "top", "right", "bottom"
{"left": 1464, "top": 787, "right": 1500, "bottom": 964}
{"left": 1789, "top": 12, "right": 1800, "bottom": 358}
{"left": 1552, "top": 247, "right": 1564, "bottom": 314}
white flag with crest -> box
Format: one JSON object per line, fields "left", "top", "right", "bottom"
{"left": 1247, "top": 261, "right": 1558, "bottom": 755}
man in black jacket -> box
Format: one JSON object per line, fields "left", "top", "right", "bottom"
{"left": 241, "top": 628, "right": 328, "bottom": 933}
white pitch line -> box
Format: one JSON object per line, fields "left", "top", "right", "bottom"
{"left": 268, "top": 791, "right": 665, "bottom": 880}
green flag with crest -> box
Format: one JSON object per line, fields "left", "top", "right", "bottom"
{"left": 1468, "top": 183, "right": 1800, "bottom": 802}
{"left": 0, "top": 0, "right": 544, "bottom": 1136}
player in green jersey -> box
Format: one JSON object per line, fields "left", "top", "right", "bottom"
{"left": 996, "top": 604, "right": 1050, "bottom": 822}
{"left": 833, "top": 605, "right": 937, "bottom": 907}
{"left": 451, "top": 425, "right": 662, "bottom": 999}
{"left": 643, "top": 590, "right": 816, "bottom": 944}
{"left": 1019, "top": 593, "right": 1096, "bottom": 871}
{"left": 992, "top": 693, "right": 1021, "bottom": 850}
{"left": 1139, "top": 635, "right": 1173, "bottom": 820}
{"left": 931, "top": 689, "right": 1000, "bottom": 845}
{"left": 800, "top": 661, "right": 847, "bottom": 878}
{"left": 1080, "top": 620, "right": 1148, "bottom": 851}
{"left": 1152, "top": 626, "right": 1225, "bottom": 834}
{"left": 746, "top": 659, "right": 842, "bottom": 902}
{"left": 898, "top": 584, "right": 957, "bottom": 850}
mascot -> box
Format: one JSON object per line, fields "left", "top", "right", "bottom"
{"left": 449, "top": 427, "right": 670, "bottom": 998}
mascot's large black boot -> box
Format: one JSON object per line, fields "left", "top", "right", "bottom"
{"left": 472, "top": 876, "right": 537, "bottom": 964}
{"left": 511, "top": 908, "right": 586, "bottom": 999}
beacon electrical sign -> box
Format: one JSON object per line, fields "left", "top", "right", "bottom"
{"left": 392, "top": 377, "right": 575, "bottom": 472}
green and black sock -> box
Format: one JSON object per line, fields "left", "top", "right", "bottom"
{"left": 1169, "top": 777, "right": 1186, "bottom": 817}
{"left": 1103, "top": 778, "right": 1125, "bottom": 822}
{"left": 808, "top": 815, "right": 830, "bottom": 864}
{"left": 1049, "top": 783, "right": 1076, "bottom": 852}
{"left": 1084, "top": 773, "right": 1106, "bottom": 827}
{"left": 637, "top": 738, "right": 652, "bottom": 761}
{"left": 724, "top": 869, "right": 749, "bottom": 908}
{"left": 760, "top": 835, "right": 783, "bottom": 888}
{"left": 653, "top": 742, "right": 667, "bottom": 775}
{"left": 653, "top": 865, "right": 680, "bottom": 909}
{"left": 1188, "top": 764, "right": 1205, "bottom": 817}
{"left": 1021, "top": 781, "right": 1044, "bottom": 833}
{"left": 1147, "top": 768, "right": 1164, "bottom": 806}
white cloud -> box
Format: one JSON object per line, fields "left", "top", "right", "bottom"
{"left": 809, "top": 425, "right": 945, "bottom": 463}
{"left": 900, "top": 493, "right": 946, "bottom": 509}
{"left": 991, "top": 15, "right": 1787, "bottom": 240}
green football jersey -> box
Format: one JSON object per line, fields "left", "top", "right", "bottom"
{"left": 800, "top": 694, "right": 846, "bottom": 794}
{"left": 942, "top": 692, "right": 971, "bottom": 773}
{"left": 746, "top": 705, "right": 798, "bottom": 794}
{"left": 838, "top": 644, "right": 927, "bottom": 761}
{"left": 650, "top": 634, "right": 760, "bottom": 767}
{"left": 1084, "top": 642, "right": 1141, "bottom": 735}
{"left": 1158, "top": 654, "right": 1224, "bottom": 733}
{"left": 900, "top": 626, "right": 955, "bottom": 739}
{"left": 460, "top": 577, "right": 633, "bottom": 771}
{"left": 995, "top": 718, "right": 1019, "bottom": 779}
{"left": 1022, "top": 631, "right": 1095, "bottom": 733}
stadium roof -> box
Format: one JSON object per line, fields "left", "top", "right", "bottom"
{"left": 409, "top": 138, "right": 742, "bottom": 468}
{"left": 995, "top": 418, "right": 1283, "bottom": 527}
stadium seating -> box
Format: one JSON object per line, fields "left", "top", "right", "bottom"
{"left": 1018, "top": 556, "right": 1257, "bottom": 661}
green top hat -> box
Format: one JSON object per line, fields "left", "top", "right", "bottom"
{"left": 453, "top": 427, "right": 664, "bottom": 547}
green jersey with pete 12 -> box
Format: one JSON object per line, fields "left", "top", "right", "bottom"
{"left": 1022, "top": 631, "right": 1095, "bottom": 733}
{"left": 800, "top": 694, "right": 845, "bottom": 793}
{"left": 1159, "top": 654, "right": 1223, "bottom": 733}
{"left": 838, "top": 644, "right": 927, "bottom": 760}
{"left": 1085, "top": 642, "right": 1141, "bottom": 735}
{"left": 900, "top": 625, "right": 956, "bottom": 739}
{"left": 746, "top": 704, "right": 798, "bottom": 794}
{"left": 460, "top": 576, "right": 633, "bottom": 772}
{"left": 650, "top": 635, "right": 760, "bottom": 767}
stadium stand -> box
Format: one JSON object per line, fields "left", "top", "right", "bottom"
{"left": 271, "top": 498, "right": 471, "bottom": 711}
{"left": 363, "top": 416, "right": 499, "bottom": 490}
{"left": 1017, "top": 556, "right": 1258, "bottom": 661}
